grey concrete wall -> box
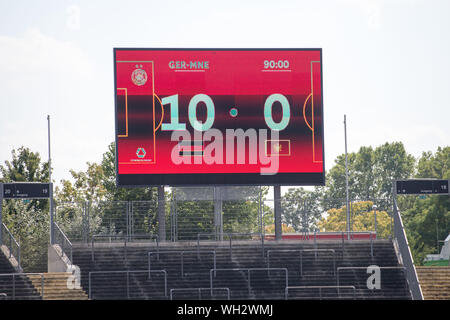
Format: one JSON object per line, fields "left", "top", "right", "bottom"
{"left": 48, "top": 244, "right": 71, "bottom": 273}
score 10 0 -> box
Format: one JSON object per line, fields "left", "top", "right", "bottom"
{"left": 160, "top": 93, "right": 291, "bottom": 132}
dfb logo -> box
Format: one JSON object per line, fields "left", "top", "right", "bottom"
{"left": 366, "top": 265, "right": 381, "bottom": 290}
{"left": 67, "top": 264, "right": 81, "bottom": 290}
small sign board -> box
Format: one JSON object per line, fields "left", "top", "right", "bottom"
{"left": 2, "top": 183, "right": 51, "bottom": 199}
{"left": 395, "top": 179, "right": 449, "bottom": 195}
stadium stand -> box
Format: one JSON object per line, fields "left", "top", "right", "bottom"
{"left": 71, "top": 239, "right": 411, "bottom": 300}
{"left": 0, "top": 253, "right": 41, "bottom": 300}
{"left": 27, "top": 273, "right": 88, "bottom": 300}
{"left": 416, "top": 267, "right": 450, "bottom": 300}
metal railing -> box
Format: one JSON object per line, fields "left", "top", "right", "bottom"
{"left": 393, "top": 197, "right": 424, "bottom": 300}
{"left": 301, "top": 231, "right": 375, "bottom": 259}
{"left": 197, "top": 232, "right": 265, "bottom": 258}
{"left": 91, "top": 233, "right": 159, "bottom": 263}
{"left": 336, "top": 266, "right": 407, "bottom": 295}
{"left": 266, "top": 249, "right": 336, "bottom": 277}
{"left": 88, "top": 270, "right": 167, "bottom": 299}
{"left": 1, "top": 223, "right": 21, "bottom": 269}
{"left": 54, "top": 222, "right": 73, "bottom": 264}
{"left": 285, "top": 285, "right": 356, "bottom": 300}
{"left": 148, "top": 250, "right": 216, "bottom": 279}
{"left": 0, "top": 273, "right": 44, "bottom": 300}
{"left": 53, "top": 198, "right": 393, "bottom": 246}
{"left": 170, "top": 287, "right": 230, "bottom": 300}
{"left": 209, "top": 267, "right": 288, "bottom": 296}
{"left": 302, "top": 249, "right": 336, "bottom": 276}
{"left": 267, "top": 249, "right": 302, "bottom": 275}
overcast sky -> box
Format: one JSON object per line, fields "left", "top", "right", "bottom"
{"left": 0, "top": 0, "right": 449, "bottom": 187}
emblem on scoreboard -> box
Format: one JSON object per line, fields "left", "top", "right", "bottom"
{"left": 136, "top": 147, "right": 146, "bottom": 158}
{"left": 131, "top": 65, "right": 148, "bottom": 86}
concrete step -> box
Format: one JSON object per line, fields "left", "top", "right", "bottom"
{"left": 27, "top": 273, "right": 89, "bottom": 300}
{"left": 72, "top": 240, "right": 410, "bottom": 300}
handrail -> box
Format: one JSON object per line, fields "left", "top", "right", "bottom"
{"left": 1, "top": 223, "right": 21, "bottom": 269}
{"left": 285, "top": 285, "right": 356, "bottom": 300}
{"left": 169, "top": 287, "right": 230, "bottom": 300}
{"left": 53, "top": 222, "right": 73, "bottom": 265}
{"left": 393, "top": 197, "right": 424, "bottom": 300}
{"left": 267, "top": 249, "right": 302, "bottom": 276}
{"left": 266, "top": 249, "right": 335, "bottom": 278}
{"left": 210, "top": 267, "right": 288, "bottom": 297}
{"left": 0, "top": 273, "right": 44, "bottom": 300}
{"left": 91, "top": 233, "right": 159, "bottom": 263}
{"left": 336, "top": 266, "right": 407, "bottom": 295}
{"left": 301, "top": 249, "right": 336, "bottom": 276}
{"left": 148, "top": 250, "right": 216, "bottom": 279}
{"left": 197, "top": 232, "right": 265, "bottom": 258}
{"left": 88, "top": 270, "right": 167, "bottom": 299}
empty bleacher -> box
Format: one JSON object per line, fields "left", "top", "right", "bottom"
{"left": 71, "top": 239, "right": 412, "bottom": 300}
{"left": 416, "top": 266, "right": 450, "bottom": 300}
{"left": 0, "top": 252, "right": 41, "bottom": 300}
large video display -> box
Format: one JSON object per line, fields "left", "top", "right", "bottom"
{"left": 114, "top": 48, "right": 324, "bottom": 186}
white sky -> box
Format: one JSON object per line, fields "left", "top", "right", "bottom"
{"left": 0, "top": 0, "right": 449, "bottom": 188}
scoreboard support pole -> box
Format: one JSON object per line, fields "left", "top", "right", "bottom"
{"left": 158, "top": 186, "right": 166, "bottom": 242}
{"left": 274, "top": 185, "right": 282, "bottom": 241}
{"left": 214, "top": 187, "right": 223, "bottom": 241}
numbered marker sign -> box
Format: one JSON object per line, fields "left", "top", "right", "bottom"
{"left": 2, "top": 183, "right": 51, "bottom": 199}
{"left": 114, "top": 49, "right": 324, "bottom": 186}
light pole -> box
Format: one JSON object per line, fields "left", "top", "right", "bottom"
{"left": 373, "top": 204, "right": 377, "bottom": 239}
{"left": 344, "top": 115, "right": 350, "bottom": 240}
{"left": 48, "top": 115, "right": 54, "bottom": 245}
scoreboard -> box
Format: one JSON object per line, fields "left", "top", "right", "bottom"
{"left": 114, "top": 48, "right": 324, "bottom": 186}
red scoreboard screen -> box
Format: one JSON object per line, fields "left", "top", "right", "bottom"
{"left": 114, "top": 48, "right": 324, "bottom": 186}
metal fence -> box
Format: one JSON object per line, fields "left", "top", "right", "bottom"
{"left": 53, "top": 222, "right": 72, "bottom": 264}
{"left": 285, "top": 286, "right": 356, "bottom": 300}
{"left": 170, "top": 287, "right": 230, "bottom": 300}
{"left": 0, "top": 273, "right": 43, "bottom": 300}
{"left": 54, "top": 195, "right": 393, "bottom": 246}
{"left": 1, "top": 223, "right": 21, "bottom": 270}
{"left": 88, "top": 270, "right": 167, "bottom": 300}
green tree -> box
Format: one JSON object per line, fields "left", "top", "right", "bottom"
{"left": 0, "top": 147, "right": 49, "bottom": 183}
{"left": 171, "top": 186, "right": 266, "bottom": 240}
{"left": 55, "top": 142, "right": 160, "bottom": 240}
{"left": 318, "top": 201, "right": 392, "bottom": 239}
{"left": 281, "top": 187, "right": 323, "bottom": 232}
{"left": 373, "top": 142, "right": 415, "bottom": 199}
{"left": 325, "top": 142, "right": 415, "bottom": 208}
{"left": 403, "top": 146, "right": 450, "bottom": 265}
{"left": 0, "top": 147, "right": 50, "bottom": 272}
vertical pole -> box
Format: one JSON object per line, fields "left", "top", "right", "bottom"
{"left": 214, "top": 187, "right": 223, "bottom": 241}
{"left": 436, "top": 219, "right": 439, "bottom": 254}
{"left": 87, "top": 201, "right": 90, "bottom": 243}
{"left": 48, "top": 115, "right": 54, "bottom": 245}
{"left": 258, "top": 187, "right": 262, "bottom": 235}
{"left": 47, "top": 115, "right": 52, "bottom": 184}
{"left": 50, "top": 183, "right": 54, "bottom": 245}
{"left": 171, "top": 198, "right": 174, "bottom": 242}
{"left": 344, "top": 115, "right": 350, "bottom": 240}
{"left": 373, "top": 205, "right": 377, "bottom": 239}
{"left": 125, "top": 202, "right": 129, "bottom": 241}
{"left": 274, "top": 185, "right": 282, "bottom": 241}
{"left": 158, "top": 186, "right": 166, "bottom": 242}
